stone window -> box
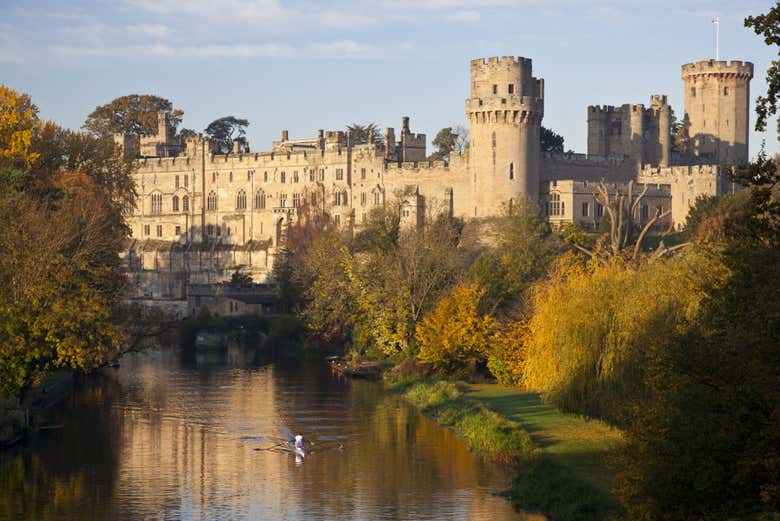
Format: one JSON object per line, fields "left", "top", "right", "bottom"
{"left": 509, "top": 162, "right": 514, "bottom": 180}
{"left": 342, "top": 190, "right": 348, "bottom": 206}
{"left": 156, "top": 224, "right": 163, "bottom": 237}
{"left": 255, "top": 190, "right": 266, "bottom": 209}
{"left": 548, "top": 192, "right": 563, "bottom": 216}
{"left": 175, "top": 225, "right": 181, "bottom": 235}
{"left": 183, "top": 196, "right": 189, "bottom": 212}
{"left": 319, "top": 168, "right": 325, "bottom": 182}
{"left": 336, "top": 168, "right": 344, "bottom": 181}
{"left": 374, "top": 192, "right": 381, "bottom": 205}
{"left": 281, "top": 171, "right": 286, "bottom": 183}
{"left": 595, "top": 202, "right": 604, "bottom": 218}
{"left": 247, "top": 170, "right": 252, "bottom": 181}
{"left": 229, "top": 171, "right": 233, "bottom": 183}
{"left": 361, "top": 168, "right": 366, "bottom": 180}
{"left": 508, "top": 84, "right": 514, "bottom": 94}
{"left": 311, "top": 193, "right": 317, "bottom": 206}
{"left": 212, "top": 171, "right": 217, "bottom": 183}
{"left": 582, "top": 202, "right": 589, "bottom": 217}
{"left": 144, "top": 224, "right": 150, "bottom": 236}
{"left": 172, "top": 195, "right": 179, "bottom": 212}
{"left": 216, "top": 225, "right": 221, "bottom": 236}
{"left": 280, "top": 193, "right": 287, "bottom": 207}
{"left": 334, "top": 214, "right": 341, "bottom": 226}
{"left": 207, "top": 191, "right": 217, "bottom": 211}
{"left": 207, "top": 224, "right": 214, "bottom": 236}
{"left": 724, "top": 86, "right": 729, "bottom": 96}
{"left": 293, "top": 193, "right": 301, "bottom": 207}
{"left": 184, "top": 175, "right": 188, "bottom": 188}
{"left": 236, "top": 189, "right": 247, "bottom": 210}
{"left": 492, "top": 84, "right": 497, "bottom": 94}
{"left": 309, "top": 171, "right": 315, "bottom": 182}
{"left": 175, "top": 175, "right": 180, "bottom": 189}
{"left": 691, "top": 87, "right": 696, "bottom": 97}
{"left": 293, "top": 171, "right": 299, "bottom": 183}
{"left": 361, "top": 192, "right": 366, "bottom": 206}
{"left": 264, "top": 171, "right": 268, "bottom": 182}
{"left": 151, "top": 193, "right": 163, "bottom": 214}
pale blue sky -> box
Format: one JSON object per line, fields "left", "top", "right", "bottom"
{"left": 1, "top": 0, "right": 777, "bottom": 157}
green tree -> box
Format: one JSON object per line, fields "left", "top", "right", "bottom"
{"left": 745, "top": 5, "right": 780, "bottom": 136}
{"left": 204, "top": 116, "right": 249, "bottom": 154}
{"left": 83, "top": 94, "right": 183, "bottom": 138}
{"left": 540, "top": 126, "right": 564, "bottom": 153}
{"left": 428, "top": 125, "right": 468, "bottom": 161}
{"left": 346, "top": 123, "right": 382, "bottom": 145}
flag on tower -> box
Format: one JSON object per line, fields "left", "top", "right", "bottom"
{"left": 711, "top": 16, "right": 719, "bottom": 24}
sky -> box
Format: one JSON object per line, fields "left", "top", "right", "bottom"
{"left": 1, "top": 0, "right": 777, "bottom": 158}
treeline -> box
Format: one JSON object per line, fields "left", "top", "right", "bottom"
{"left": 0, "top": 86, "right": 135, "bottom": 399}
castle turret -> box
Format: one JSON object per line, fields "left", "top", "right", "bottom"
{"left": 466, "top": 56, "right": 544, "bottom": 216}
{"left": 681, "top": 59, "right": 753, "bottom": 163}
{"left": 648, "top": 95, "right": 671, "bottom": 167}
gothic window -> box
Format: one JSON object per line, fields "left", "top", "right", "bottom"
{"left": 582, "top": 202, "right": 589, "bottom": 217}
{"left": 175, "top": 175, "right": 180, "bottom": 189}
{"left": 207, "top": 191, "right": 217, "bottom": 211}
{"left": 255, "top": 190, "right": 266, "bottom": 209}
{"left": 309, "top": 171, "right": 315, "bottom": 182}
{"left": 548, "top": 192, "right": 562, "bottom": 216}
{"left": 183, "top": 195, "right": 189, "bottom": 212}
{"left": 280, "top": 193, "right": 287, "bottom": 207}
{"left": 293, "top": 193, "right": 301, "bottom": 207}
{"left": 280, "top": 172, "right": 286, "bottom": 183}
{"left": 236, "top": 189, "right": 247, "bottom": 210}
{"left": 336, "top": 168, "right": 344, "bottom": 181}
{"left": 373, "top": 192, "right": 381, "bottom": 205}
{"left": 509, "top": 162, "right": 514, "bottom": 180}
{"left": 156, "top": 225, "right": 163, "bottom": 237}
{"left": 151, "top": 193, "right": 163, "bottom": 214}
{"left": 172, "top": 195, "right": 179, "bottom": 212}
{"left": 342, "top": 190, "right": 348, "bottom": 206}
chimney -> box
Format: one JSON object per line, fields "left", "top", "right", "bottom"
{"left": 281, "top": 130, "right": 289, "bottom": 141}
{"left": 402, "top": 116, "right": 410, "bottom": 133}
{"left": 232, "top": 139, "right": 241, "bottom": 154}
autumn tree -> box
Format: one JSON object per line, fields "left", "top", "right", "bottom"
{"left": 0, "top": 85, "right": 40, "bottom": 171}
{"left": 745, "top": 5, "right": 780, "bottom": 135}
{"left": 83, "top": 94, "right": 183, "bottom": 138}
{"left": 416, "top": 283, "right": 497, "bottom": 375}
{"left": 204, "top": 116, "right": 249, "bottom": 154}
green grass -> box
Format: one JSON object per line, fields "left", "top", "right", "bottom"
{"left": 466, "top": 385, "right": 623, "bottom": 520}
{"left": 387, "top": 380, "right": 534, "bottom": 463}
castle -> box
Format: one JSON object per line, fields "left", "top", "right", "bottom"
{"left": 119, "top": 55, "right": 753, "bottom": 305}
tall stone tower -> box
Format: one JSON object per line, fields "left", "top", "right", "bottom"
{"left": 681, "top": 59, "right": 754, "bottom": 163}
{"left": 466, "top": 56, "right": 544, "bottom": 217}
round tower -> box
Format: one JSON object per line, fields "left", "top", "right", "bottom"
{"left": 681, "top": 59, "right": 753, "bottom": 163}
{"left": 466, "top": 56, "right": 544, "bottom": 217}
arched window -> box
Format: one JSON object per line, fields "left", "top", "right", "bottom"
{"left": 236, "top": 189, "right": 246, "bottom": 210}
{"left": 172, "top": 195, "right": 179, "bottom": 212}
{"left": 255, "top": 190, "right": 266, "bottom": 209}
{"left": 341, "top": 190, "right": 348, "bottom": 206}
{"left": 264, "top": 171, "right": 268, "bottom": 182}
{"left": 509, "top": 162, "right": 514, "bottom": 180}
{"left": 207, "top": 191, "right": 217, "bottom": 211}
{"left": 151, "top": 193, "right": 162, "bottom": 214}
{"left": 183, "top": 195, "right": 189, "bottom": 212}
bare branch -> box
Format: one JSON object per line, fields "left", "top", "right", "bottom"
{"left": 633, "top": 209, "right": 671, "bottom": 261}
{"left": 654, "top": 241, "right": 692, "bottom": 260}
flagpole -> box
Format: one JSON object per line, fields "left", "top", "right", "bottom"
{"left": 715, "top": 16, "right": 720, "bottom": 60}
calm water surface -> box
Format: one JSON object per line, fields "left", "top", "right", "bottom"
{"left": 0, "top": 345, "right": 529, "bottom": 521}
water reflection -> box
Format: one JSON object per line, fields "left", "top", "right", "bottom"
{"left": 0, "top": 346, "right": 526, "bottom": 521}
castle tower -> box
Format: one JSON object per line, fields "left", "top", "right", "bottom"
{"left": 466, "top": 56, "right": 544, "bottom": 216}
{"left": 647, "top": 95, "right": 671, "bottom": 167}
{"left": 681, "top": 59, "right": 753, "bottom": 163}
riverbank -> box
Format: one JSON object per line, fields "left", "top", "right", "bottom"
{"left": 387, "top": 379, "right": 623, "bottom": 521}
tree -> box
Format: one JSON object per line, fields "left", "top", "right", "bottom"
{"left": 0, "top": 85, "right": 40, "bottom": 170}
{"left": 428, "top": 125, "right": 469, "bottom": 161}
{"left": 416, "top": 283, "right": 497, "bottom": 375}
{"left": 671, "top": 112, "right": 691, "bottom": 154}
{"left": 540, "top": 126, "right": 564, "bottom": 153}
{"left": 204, "top": 116, "right": 249, "bottom": 154}
{"left": 745, "top": 5, "right": 780, "bottom": 136}
{"left": 346, "top": 123, "right": 382, "bottom": 146}
{"left": 83, "top": 94, "right": 183, "bottom": 138}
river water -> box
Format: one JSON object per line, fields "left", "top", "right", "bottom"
{"left": 0, "top": 345, "right": 530, "bottom": 521}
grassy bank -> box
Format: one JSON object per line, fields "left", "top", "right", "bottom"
{"left": 386, "top": 379, "right": 533, "bottom": 463}
{"left": 388, "top": 379, "right": 623, "bottom": 520}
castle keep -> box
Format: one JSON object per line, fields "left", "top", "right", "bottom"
{"left": 120, "top": 56, "right": 753, "bottom": 303}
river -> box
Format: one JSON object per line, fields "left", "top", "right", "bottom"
{"left": 0, "top": 344, "right": 531, "bottom": 521}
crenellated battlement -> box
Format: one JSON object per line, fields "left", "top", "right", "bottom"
{"left": 638, "top": 163, "right": 722, "bottom": 180}
{"left": 682, "top": 59, "right": 754, "bottom": 79}
{"left": 470, "top": 56, "right": 532, "bottom": 68}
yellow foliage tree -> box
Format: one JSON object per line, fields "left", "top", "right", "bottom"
{"left": 416, "top": 283, "right": 497, "bottom": 374}
{"left": 0, "top": 84, "right": 40, "bottom": 169}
